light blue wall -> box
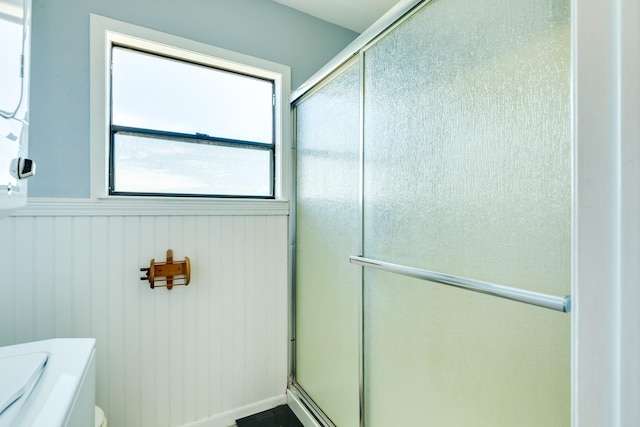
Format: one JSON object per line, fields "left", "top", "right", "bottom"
{"left": 29, "top": 0, "right": 358, "bottom": 197}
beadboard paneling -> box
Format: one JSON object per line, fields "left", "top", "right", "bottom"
{"left": 0, "top": 211, "right": 289, "bottom": 427}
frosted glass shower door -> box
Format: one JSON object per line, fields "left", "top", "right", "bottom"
{"left": 294, "top": 61, "right": 361, "bottom": 427}
{"left": 362, "top": 0, "right": 571, "bottom": 425}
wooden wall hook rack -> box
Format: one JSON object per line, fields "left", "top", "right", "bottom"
{"left": 140, "top": 249, "right": 190, "bottom": 290}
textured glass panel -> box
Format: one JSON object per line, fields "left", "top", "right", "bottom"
{"left": 363, "top": 0, "right": 571, "bottom": 425}
{"left": 295, "top": 62, "right": 360, "bottom": 427}
{"left": 111, "top": 47, "right": 273, "bottom": 143}
{"left": 113, "top": 134, "right": 272, "bottom": 196}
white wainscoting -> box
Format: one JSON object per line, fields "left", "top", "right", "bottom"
{"left": 0, "top": 200, "right": 289, "bottom": 427}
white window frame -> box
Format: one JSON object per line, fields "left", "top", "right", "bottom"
{"left": 89, "top": 14, "right": 291, "bottom": 206}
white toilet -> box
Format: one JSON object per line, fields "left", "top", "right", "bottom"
{"left": 95, "top": 405, "right": 107, "bottom": 427}
{"left": 0, "top": 339, "right": 96, "bottom": 427}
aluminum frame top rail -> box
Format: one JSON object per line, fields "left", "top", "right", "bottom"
{"left": 350, "top": 256, "right": 571, "bottom": 313}
{"left": 290, "top": 0, "right": 425, "bottom": 103}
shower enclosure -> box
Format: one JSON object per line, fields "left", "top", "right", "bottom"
{"left": 292, "top": 0, "right": 571, "bottom": 425}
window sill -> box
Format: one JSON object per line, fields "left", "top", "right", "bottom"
{"left": 11, "top": 197, "right": 290, "bottom": 217}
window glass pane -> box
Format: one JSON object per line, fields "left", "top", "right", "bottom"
{"left": 112, "top": 134, "right": 272, "bottom": 197}
{"left": 0, "top": 1, "right": 26, "bottom": 192}
{"left": 0, "top": 2, "right": 24, "bottom": 114}
{"left": 111, "top": 47, "right": 274, "bottom": 144}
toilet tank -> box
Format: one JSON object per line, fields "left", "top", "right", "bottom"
{"left": 0, "top": 0, "right": 34, "bottom": 218}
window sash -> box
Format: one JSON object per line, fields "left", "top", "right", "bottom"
{"left": 109, "top": 126, "right": 275, "bottom": 198}
{"left": 108, "top": 46, "right": 276, "bottom": 198}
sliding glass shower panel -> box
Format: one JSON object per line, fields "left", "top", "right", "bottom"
{"left": 363, "top": 0, "right": 571, "bottom": 425}
{"left": 295, "top": 62, "right": 361, "bottom": 427}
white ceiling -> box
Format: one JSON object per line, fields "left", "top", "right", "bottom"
{"left": 272, "top": 0, "right": 401, "bottom": 33}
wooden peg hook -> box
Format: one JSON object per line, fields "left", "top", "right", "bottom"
{"left": 140, "top": 249, "right": 190, "bottom": 290}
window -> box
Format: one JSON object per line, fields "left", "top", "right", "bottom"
{"left": 110, "top": 46, "right": 275, "bottom": 198}
{"left": 90, "top": 15, "right": 291, "bottom": 201}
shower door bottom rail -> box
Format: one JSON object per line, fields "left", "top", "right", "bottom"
{"left": 350, "top": 256, "right": 571, "bottom": 313}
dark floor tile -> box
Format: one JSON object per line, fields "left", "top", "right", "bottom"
{"left": 236, "top": 405, "right": 304, "bottom": 427}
